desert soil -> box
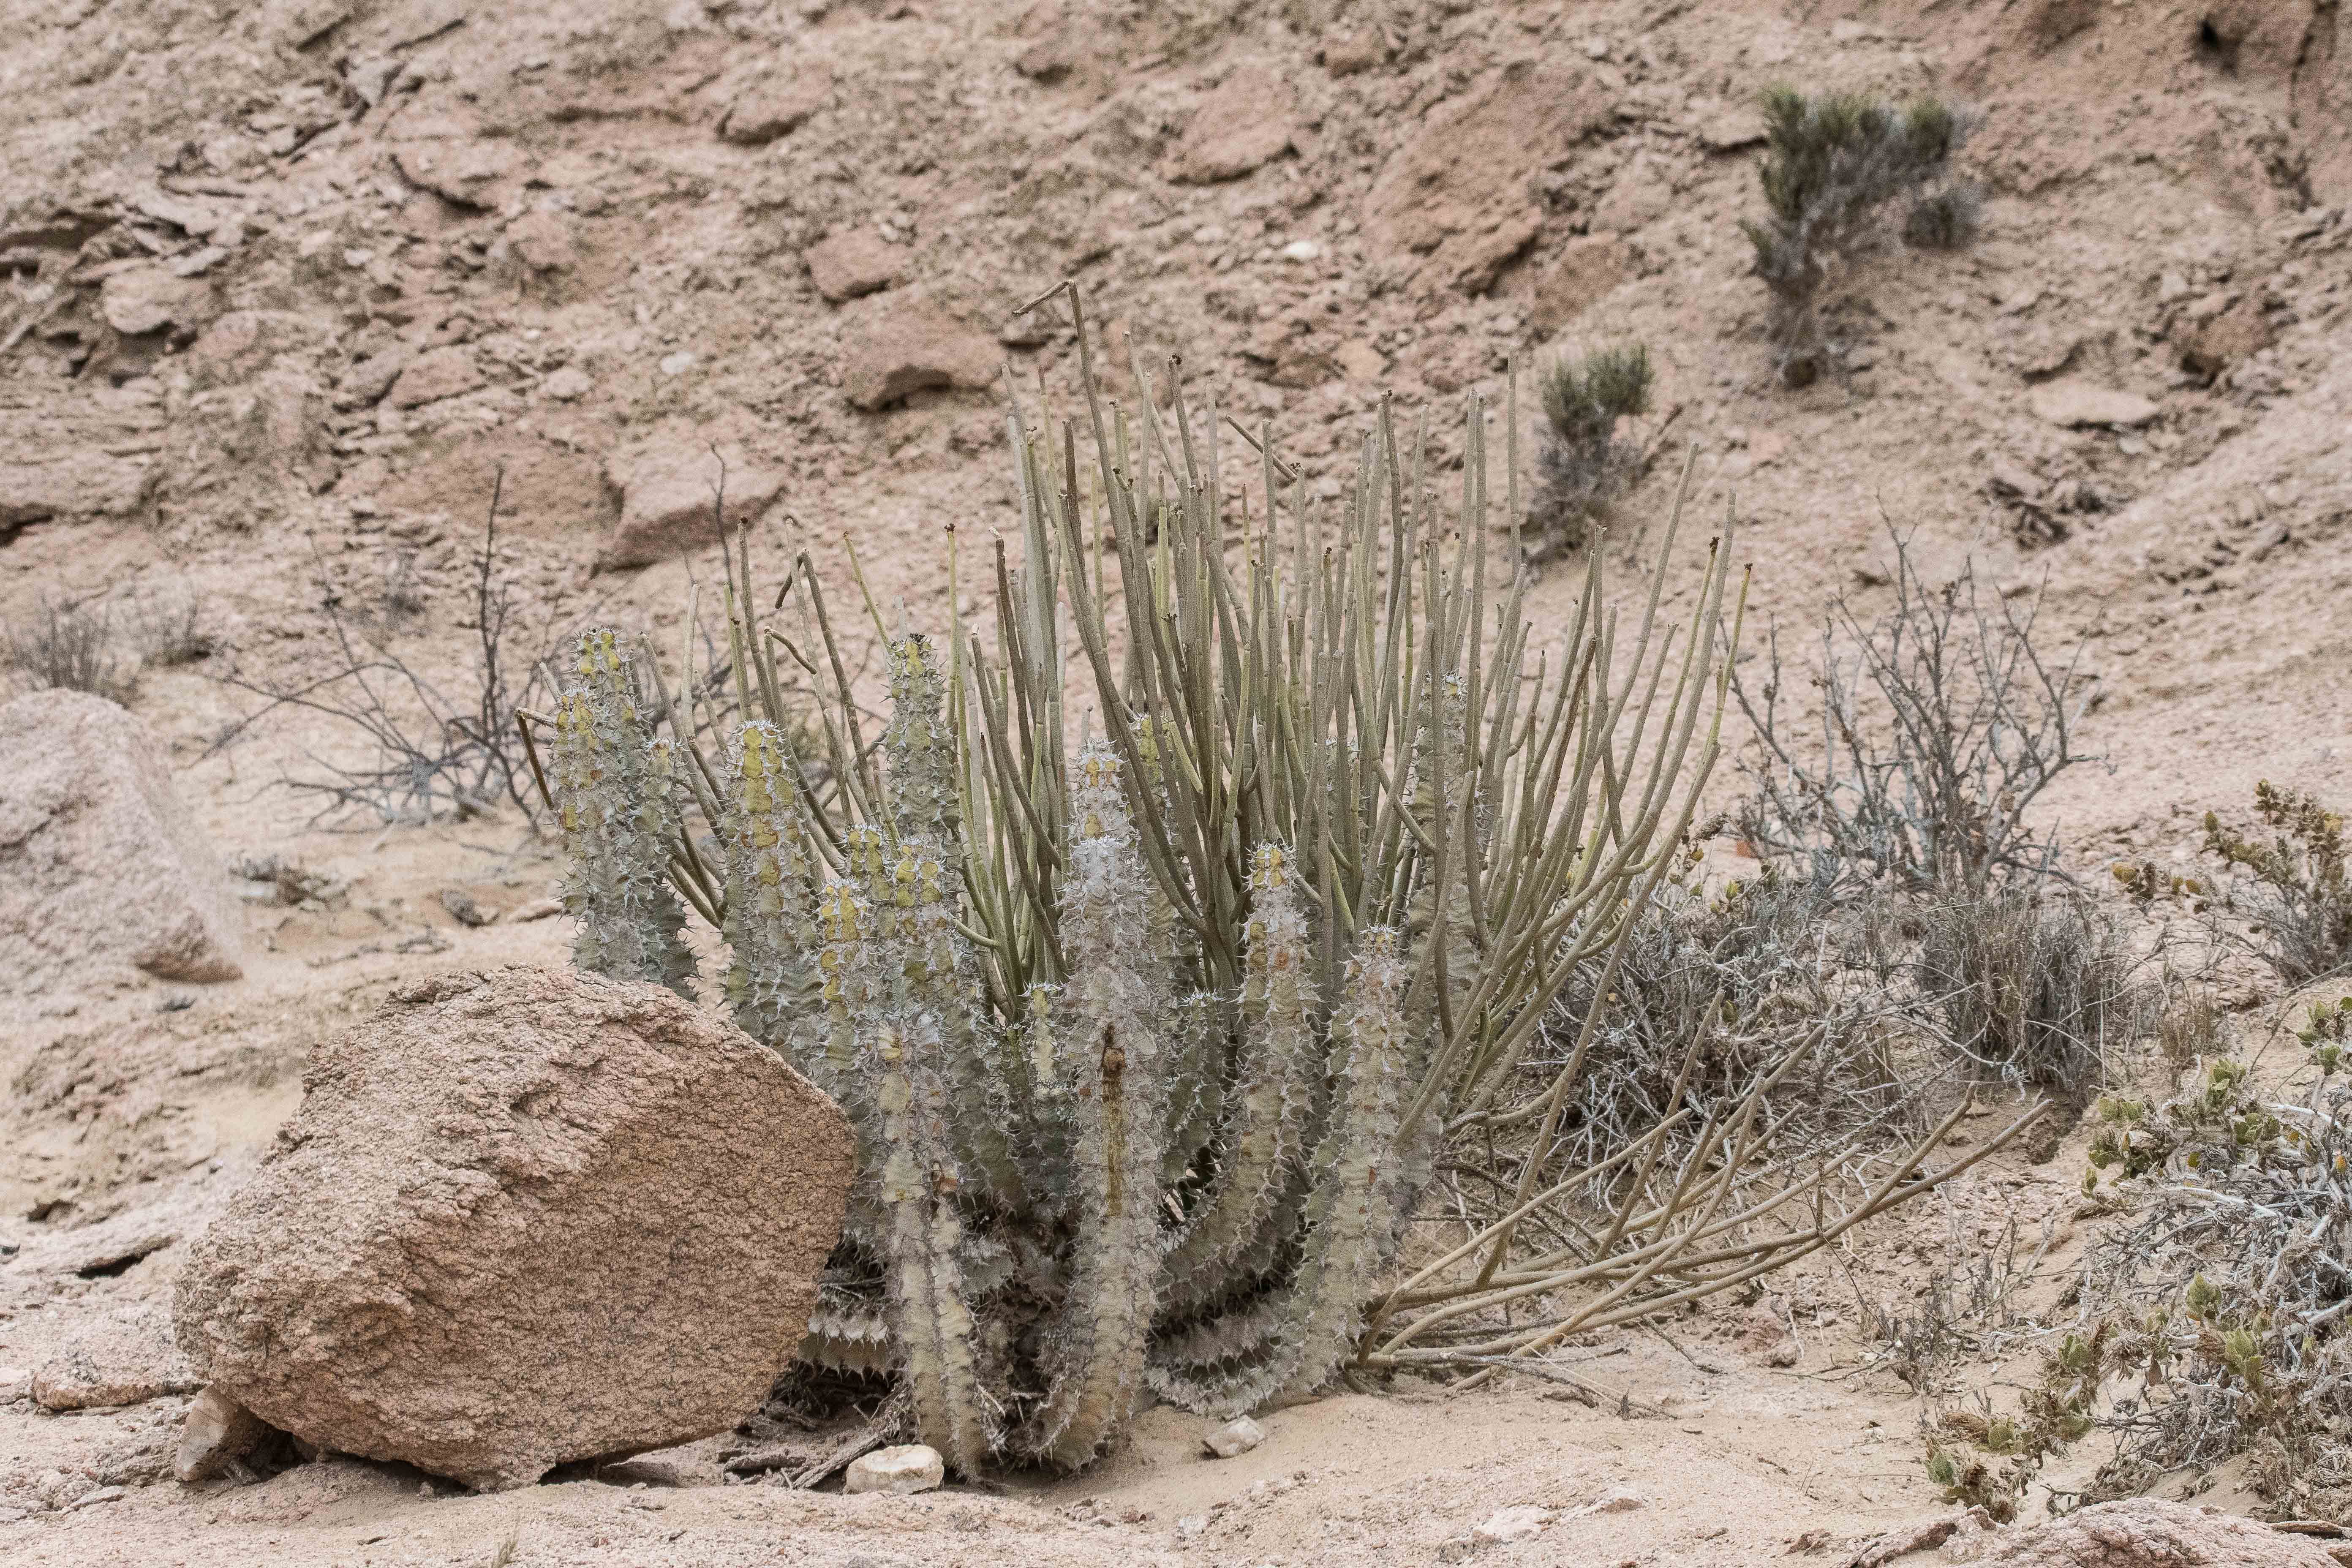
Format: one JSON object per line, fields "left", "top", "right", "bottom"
{"left": 5, "top": 0, "right": 2350, "bottom": 1563}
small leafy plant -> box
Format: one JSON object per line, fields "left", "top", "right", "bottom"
{"left": 2070, "top": 1037, "right": 2352, "bottom": 1519}
{"left": 2203, "top": 783, "right": 2352, "bottom": 985}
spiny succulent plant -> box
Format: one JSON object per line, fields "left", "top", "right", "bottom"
{"left": 544, "top": 290, "right": 2025, "bottom": 1475}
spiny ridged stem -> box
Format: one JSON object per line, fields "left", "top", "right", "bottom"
{"left": 552, "top": 630, "right": 695, "bottom": 999}
{"left": 1025, "top": 744, "right": 1172, "bottom": 1468}
{"left": 1157, "top": 842, "right": 1317, "bottom": 1317}
{"left": 719, "top": 719, "right": 821, "bottom": 1054}
{"left": 1279, "top": 925, "right": 1418, "bottom": 1400}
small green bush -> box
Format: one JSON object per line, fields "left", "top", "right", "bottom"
{"left": 1526, "top": 342, "right": 1653, "bottom": 562}
{"left": 2202, "top": 783, "right": 2352, "bottom": 985}
{"left": 1742, "top": 87, "right": 1982, "bottom": 387}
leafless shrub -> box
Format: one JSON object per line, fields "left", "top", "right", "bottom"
{"left": 209, "top": 479, "right": 580, "bottom": 827}
{"left": 1859, "top": 1203, "right": 2057, "bottom": 1396}
{"left": 4, "top": 597, "right": 135, "bottom": 703}
{"left": 1731, "top": 533, "right": 2091, "bottom": 898}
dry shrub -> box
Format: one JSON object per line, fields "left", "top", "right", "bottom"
{"left": 1731, "top": 533, "right": 2090, "bottom": 898}
{"left": 2080, "top": 1038, "right": 2352, "bottom": 1521}
{"left": 1534, "top": 869, "right": 1916, "bottom": 1179}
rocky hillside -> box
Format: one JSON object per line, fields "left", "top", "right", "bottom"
{"left": 3, "top": 0, "right": 2349, "bottom": 859}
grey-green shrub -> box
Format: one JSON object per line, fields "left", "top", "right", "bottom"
{"left": 1742, "top": 87, "right": 1982, "bottom": 386}
{"left": 1527, "top": 343, "right": 1653, "bottom": 562}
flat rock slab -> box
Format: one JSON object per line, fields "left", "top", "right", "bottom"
{"left": 0, "top": 690, "right": 245, "bottom": 994}
{"left": 599, "top": 443, "right": 784, "bottom": 569}
{"left": 174, "top": 965, "right": 855, "bottom": 1491}
{"left": 1171, "top": 63, "right": 1298, "bottom": 183}
{"left": 2028, "top": 378, "right": 2160, "bottom": 428}
{"left": 34, "top": 1307, "right": 199, "bottom": 1411}
{"left": 805, "top": 229, "right": 902, "bottom": 304}
{"left": 722, "top": 64, "right": 833, "bottom": 145}
{"left": 841, "top": 299, "right": 999, "bottom": 411}
{"left": 844, "top": 1445, "right": 945, "bottom": 1495}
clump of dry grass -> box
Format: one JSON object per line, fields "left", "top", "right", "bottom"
{"left": 1913, "top": 890, "right": 2156, "bottom": 1097}
{"left": 5, "top": 597, "right": 136, "bottom": 703}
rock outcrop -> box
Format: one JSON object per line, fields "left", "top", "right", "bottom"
{"left": 841, "top": 299, "right": 1000, "bottom": 411}
{"left": 0, "top": 690, "right": 245, "bottom": 994}
{"left": 598, "top": 442, "right": 784, "bottom": 569}
{"left": 1982, "top": 1499, "right": 2339, "bottom": 1566}
{"left": 173, "top": 966, "right": 855, "bottom": 1491}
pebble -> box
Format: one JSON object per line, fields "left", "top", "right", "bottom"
{"left": 844, "top": 1444, "right": 944, "bottom": 1496}
{"left": 658, "top": 351, "right": 699, "bottom": 377}
{"left": 1278, "top": 240, "right": 1324, "bottom": 263}
{"left": 1473, "top": 1505, "right": 1555, "bottom": 1544}
{"left": 1203, "top": 1416, "right": 1265, "bottom": 1458}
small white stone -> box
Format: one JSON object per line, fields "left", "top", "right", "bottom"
{"left": 1473, "top": 1505, "right": 1555, "bottom": 1545}
{"left": 844, "top": 1443, "right": 945, "bottom": 1495}
{"left": 1586, "top": 1487, "right": 1644, "bottom": 1514}
{"left": 543, "top": 366, "right": 592, "bottom": 402}
{"left": 1279, "top": 239, "right": 1325, "bottom": 263}
{"left": 1191, "top": 224, "right": 1227, "bottom": 245}
{"left": 658, "top": 351, "right": 699, "bottom": 378}
{"left": 1203, "top": 1415, "right": 1265, "bottom": 1458}
{"left": 1583, "top": 36, "right": 1611, "bottom": 59}
{"left": 1175, "top": 1513, "right": 1209, "bottom": 1541}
